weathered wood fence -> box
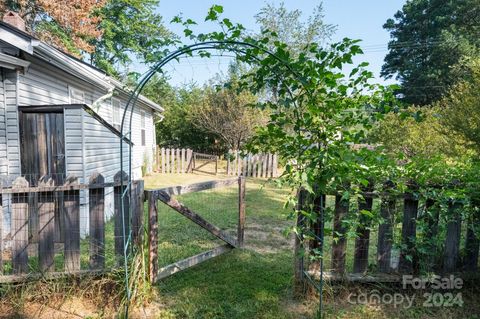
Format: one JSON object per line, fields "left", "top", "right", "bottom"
{"left": 192, "top": 152, "right": 218, "bottom": 175}
{"left": 226, "top": 150, "right": 278, "bottom": 178}
{"left": 0, "top": 171, "right": 144, "bottom": 282}
{"left": 145, "top": 177, "right": 245, "bottom": 282}
{"left": 153, "top": 147, "right": 279, "bottom": 178}
{"left": 155, "top": 147, "right": 194, "bottom": 174}
{"left": 295, "top": 185, "right": 480, "bottom": 286}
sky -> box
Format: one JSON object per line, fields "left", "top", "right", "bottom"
{"left": 152, "top": 0, "right": 406, "bottom": 86}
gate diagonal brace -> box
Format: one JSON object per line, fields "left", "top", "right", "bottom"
{"left": 157, "top": 190, "right": 238, "bottom": 247}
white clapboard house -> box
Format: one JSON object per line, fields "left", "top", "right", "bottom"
{"left": 0, "top": 13, "right": 163, "bottom": 236}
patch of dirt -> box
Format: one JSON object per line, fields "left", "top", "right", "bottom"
{"left": 0, "top": 298, "right": 165, "bottom": 319}
{"left": 0, "top": 299, "right": 100, "bottom": 319}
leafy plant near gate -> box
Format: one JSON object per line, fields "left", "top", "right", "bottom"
{"left": 168, "top": 5, "right": 399, "bottom": 262}
{"left": 165, "top": 5, "right": 480, "bottom": 274}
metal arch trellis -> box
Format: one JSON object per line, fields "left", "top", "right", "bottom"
{"left": 118, "top": 40, "right": 325, "bottom": 317}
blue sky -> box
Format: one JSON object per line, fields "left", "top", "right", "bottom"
{"left": 153, "top": 0, "right": 406, "bottom": 86}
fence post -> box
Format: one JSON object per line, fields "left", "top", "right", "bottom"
{"left": 38, "top": 175, "right": 55, "bottom": 272}
{"left": 89, "top": 173, "right": 105, "bottom": 269}
{"left": 181, "top": 148, "right": 186, "bottom": 173}
{"left": 114, "top": 171, "right": 130, "bottom": 265}
{"left": 443, "top": 201, "right": 462, "bottom": 273}
{"left": 238, "top": 176, "right": 246, "bottom": 247}
{"left": 258, "top": 155, "right": 262, "bottom": 177}
{"left": 331, "top": 193, "right": 350, "bottom": 273}
{"left": 171, "top": 148, "right": 175, "bottom": 173}
{"left": 294, "top": 188, "right": 308, "bottom": 296}
{"left": 353, "top": 184, "right": 374, "bottom": 273}
{"left": 148, "top": 191, "right": 158, "bottom": 283}
{"left": 176, "top": 148, "right": 181, "bottom": 174}
{"left": 161, "top": 147, "right": 165, "bottom": 173}
{"left": 261, "top": 154, "right": 267, "bottom": 178}
{"left": 423, "top": 198, "right": 439, "bottom": 271}
{"left": 377, "top": 181, "right": 395, "bottom": 273}
{"left": 12, "top": 177, "right": 29, "bottom": 273}
{"left": 464, "top": 216, "right": 479, "bottom": 272}
{"left": 215, "top": 155, "right": 218, "bottom": 175}
{"left": 63, "top": 175, "right": 80, "bottom": 272}
{"left": 193, "top": 152, "right": 196, "bottom": 172}
{"left": 184, "top": 149, "right": 191, "bottom": 173}
{"left": 165, "top": 148, "right": 170, "bottom": 173}
{"left": 131, "top": 180, "right": 145, "bottom": 245}
{"left": 399, "top": 185, "right": 419, "bottom": 273}
{"left": 309, "top": 192, "right": 326, "bottom": 271}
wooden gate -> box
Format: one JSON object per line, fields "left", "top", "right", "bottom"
{"left": 145, "top": 177, "right": 245, "bottom": 282}
{"left": 192, "top": 152, "right": 218, "bottom": 175}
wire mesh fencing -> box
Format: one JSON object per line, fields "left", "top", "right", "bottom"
{"left": 0, "top": 172, "right": 144, "bottom": 280}
{"left": 295, "top": 184, "right": 479, "bottom": 289}
{"left": 145, "top": 177, "right": 245, "bottom": 282}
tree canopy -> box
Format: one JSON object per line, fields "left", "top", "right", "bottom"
{"left": 437, "top": 57, "right": 480, "bottom": 155}
{"left": 193, "top": 67, "right": 267, "bottom": 151}
{"left": 382, "top": 0, "right": 480, "bottom": 105}
{"left": 1, "top": 0, "right": 103, "bottom": 54}
{"left": 90, "top": 0, "right": 173, "bottom": 77}
{"left": 255, "top": 1, "right": 335, "bottom": 56}
{"left": 1, "top": 0, "right": 172, "bottom": 77}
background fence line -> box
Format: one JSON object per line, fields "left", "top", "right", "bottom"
{"left": 225, "top": 150, "right": 278, "bottom": 178}
{"left": 153, "top": 147, "right": 279, "bottom": 178}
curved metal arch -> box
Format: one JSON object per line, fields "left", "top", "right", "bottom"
{"left": 118, "top": 40, "right": 313, "bottom": 309}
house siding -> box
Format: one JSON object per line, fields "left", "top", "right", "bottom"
{"left": 64, "top": 107, "right": 132, "bottom": 235}
{"left": 5, "top": 70, "right": 19, "bottom": 175}
{"left": 14, "top": 55, "right": 157, "bottom": 179}
{"left": 0, "top": 70, "right": 7, "bottom": 174}
{"left": 0, "top": 31, "right": 161, "bottom": 243}
{"left": 115, "top": 99, "right": 155, "bottom": 178}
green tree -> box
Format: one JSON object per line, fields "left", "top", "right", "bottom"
{"left": 194, "top": 75, "right": 265, "bottom": 151}
{"left": 369, "top": 106, "right": 467, "bottom": 160}
{"left": 142, "top": 76, "right": 218, "bottom": 152}
{"left": 382, "top": 0, "right": 480, "bottom": 105}
{"left": 254, "top": 1, "right": 335, "bottom": 56}
{"left": 437, "top": 57, "right": 480, "bottom": 155}
{"left": 90, "top": 0, "right": 173, "bottom": 77}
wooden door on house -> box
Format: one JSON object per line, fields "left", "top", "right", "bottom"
{"left": 19, "top": 109, "right": 66, "bottom": 243}
{"left": 19, "top": 111, "right": 66, "bottom": 184}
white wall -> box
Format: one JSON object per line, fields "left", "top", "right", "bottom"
{"left": 0, "top": 70, "right": 7, "bottom": 174}
{"left": 5, "top": 70, "right": 19, "bottom": 175}
{"left": 16, "top": 55, "right": 158, "bottom": 179}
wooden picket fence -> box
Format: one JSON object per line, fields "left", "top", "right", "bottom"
{"left": 154, "top": 147, "right": 279, "bottom": 178}
{"left": 226, "top": 150, "right": 278, "bottom": 178}
{"left": 0, "top": 171, "right": 144, "bottom": 282}
{"left": 155, "top": 147, "right": 194, "bottom": 174}
{"left": 294, "top": 184, "right": 480, "bottom": 286}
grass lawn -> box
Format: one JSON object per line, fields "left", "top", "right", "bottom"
{"left": 1, "top": 172, "right": 478, "bottom": 318}
{"left": 145, "top": 173, "right": 480, "bottom": 319}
